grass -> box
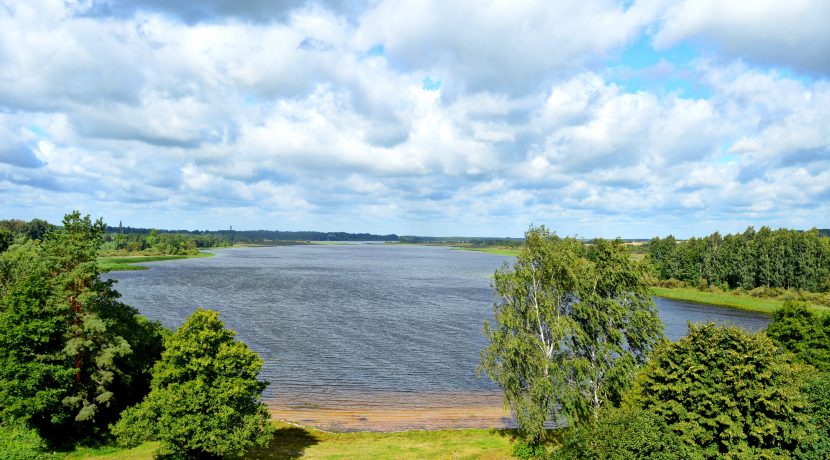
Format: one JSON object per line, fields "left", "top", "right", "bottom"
{"left": 98, "top": 252, "right": 214, "bottom": 272}
{"left": 453, "top": 247, "right": 519, "bottom": 257}
{"left": 652, "top": 287, "right": 830, "bottom": 315}
{"left": 59, "top": 422, "right": 519, "bottom": 459}
{"left": 55, "top": 442, "right": 161, "bottom": 459}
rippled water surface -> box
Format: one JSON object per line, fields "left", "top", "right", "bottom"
{"left": 106, "top": 244, "right": 769, "bottom": 429}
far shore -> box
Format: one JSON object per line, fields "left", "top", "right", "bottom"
{"left": 653, "top": 286, "right": 830, "bottom": 315}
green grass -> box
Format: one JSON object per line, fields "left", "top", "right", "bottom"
{"left": 55, "top": 442, "right": 161, "bottom": 459}
{"left": 652, "top": 287, "right": 830, "bottom": 315}
{"left": 60, "top": 422, "right": 519, "bottom": 459}
{"left": 452, "top": 247, "right": 519, "bottom": 257}
{"left": 98, "top": 252, "right": 214, "bottom": 272}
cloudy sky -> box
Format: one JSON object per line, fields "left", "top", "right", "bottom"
{"left": 1, "top": 0, "right": 828, "bottom": 237}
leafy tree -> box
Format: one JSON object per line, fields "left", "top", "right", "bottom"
{"left": 766, "top": 301, "right": 830, "bottom": 372}
{"left": 0, "top": 212, "right": 165, "bottom": 446}
{"left": 479, "top": 226, "right": 663, "bottom": 442}
{"left": 22, "top": 218, "right": 52, "bottom": 241}
{"left": 553, "top": 405, "right": 692, "bottom": 460}
{"left": 0, "top": 228, "right": 13, "bottom": 253}
{"left": 767, "top": 302, "right": 830, "bottom": 458}
{"left": 633, "top": 323, "right": 814, "bottom": 459}
{"left": 113, "top": 308, "right": 274, "bottom": 459}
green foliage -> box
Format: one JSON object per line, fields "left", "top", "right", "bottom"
{"left": 767, "top": 301, "right": 830, "bottom": 371}
{"left": 0, "top": 422, "right": 47, "bottom": 460}
{"left": 553, "top": 405, "right": 692, "bottom": 460}
{"left": 647, "top": 227, "right": 830, "bottom": 292}
{"left": 798, "top": 374, "right": 830, "bottom": 459}
{"left": 634, "top": 323, "right": 813, "bottom": 459}
{"left": 0, "top": 227, "right": 13, "bottom": 253}
{"left": 480, "top": 226, "right": 663, "bottom": 442}
{"left": 512, "top": 439, "right": 547, "bottom": 459}
{"left": 113, "top": 308, "right": 274, "bottom": 459}
{"left": 767, "top": 303, "right": 830, "bottom": 458}
{"left": 0, "top": 211, "right": 165, "bottom": 447}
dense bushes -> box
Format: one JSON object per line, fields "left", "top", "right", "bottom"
{"left": 554, "top": 406, "right": 690, "bottom": 460}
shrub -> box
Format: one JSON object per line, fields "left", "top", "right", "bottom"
{"left": 633, "top": 323, "right": 813, "bottom": 458}
{"left": 0, "top": 423, "right": 46, "bottom": 460}
{"left": 112, "top": 308, "right": 273, "bottom": 459}
{"left": 553, "top": 406, "right": 693, "bottom": 460}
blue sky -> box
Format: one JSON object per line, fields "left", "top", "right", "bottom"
{"left": 1, "top": 0, "right": 829, "bottom": 238}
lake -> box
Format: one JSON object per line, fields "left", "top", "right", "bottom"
{"left": 106, "top": 244, "right": 770, "bottom": 430}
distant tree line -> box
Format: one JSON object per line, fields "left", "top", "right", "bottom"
{"left": 399, "top": 235, "right": 523, "bottom": 245}
{"left": 101, "top": 230, "right": 230, "bottom": 255}
{"left": 108, "top": 225, "right": 399, "bottom": 243}
{"left": 647, "top": 227, "right": 830, "bottom": 292}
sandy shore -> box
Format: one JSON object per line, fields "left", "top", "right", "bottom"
{"left": 267, "top": 390, "right": 514, "bottom": 432}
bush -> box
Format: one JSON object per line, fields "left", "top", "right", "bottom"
{"left": 512, "top": 440, "right": 547, "bottom": 459}
{"left": 553, "top": 406, "right": 693, "bottom": 460}
{"left": 655, "top": 278, "right": 685, "bottom": 288}
{"left": 112, "top": 308, "right": 273, "bottom": 459}
{"left": 634, "top": 323, "right": 813, "bottom": 458}
{"left": 0, "top": 423, "right": 46, "bottom": 460}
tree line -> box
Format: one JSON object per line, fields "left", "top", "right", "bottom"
{"left": 647, "top": 227, "right": 830, "bottom": 292}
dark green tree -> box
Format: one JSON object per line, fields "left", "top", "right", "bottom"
{"left": 0, "top": 212, "right": 165, "bottom": 446}
{"left": 766, "top": 301, "right": 830, "bottom": 372}
{"left": 113, "top": 308, "right": 274, "bottom": 459}
{"left": 634, "top": 323, "right": 814, "bottom": 458}
{"left": 480, "top": 226, "right": 663, "bottom": 442}
{"left": 22, "top": 218, "right": 52, "bottom": 242}
{"left": 0, "top": 228, "right": 13, "bottom": 253}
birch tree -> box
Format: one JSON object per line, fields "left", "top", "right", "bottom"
{"left": 480, "top": 226, "right": 663, "bottom": 442}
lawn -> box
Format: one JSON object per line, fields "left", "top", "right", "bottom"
{"left": 59, "top": 422, "right": 519, "bottom": 459}
{"left": 98, "top": 252, "right": 214, "bottom": 272}
{"left": 652, "top": 286, "right": 830, "bottom": 315}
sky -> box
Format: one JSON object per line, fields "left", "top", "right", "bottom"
{"left": 1, "top": 0, "right": 829, "bottom": 238}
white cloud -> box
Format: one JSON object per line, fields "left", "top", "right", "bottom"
{"left": 654, "top": 0, "right": 830, "bottom": 76}
{"left": 1, "top": 0, "right": 829, "bottom": 237}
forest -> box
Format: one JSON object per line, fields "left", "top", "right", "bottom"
{"left": 647, "top": 227, "right": 830, "bottom": 292}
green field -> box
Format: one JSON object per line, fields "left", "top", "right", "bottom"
{"left": 652, "top": 287, "right": 830, "bottom": 315}
{"left": 452, "top": 247, "right": 519, "bottom": 257}
{"left": 58, "top": 422, "right": 520, "bottom": 459}
{"left": 98, "top": 252, "right": 214, "bottom": 272}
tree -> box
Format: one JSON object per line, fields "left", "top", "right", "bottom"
{"left": 479, "top": 226, "right": 664, "bottom": 442}
{"left": 0, "top": 212, "right": 165, "bottom": 446}
{"left": 633, "top": 323, "right": 814, "bottom": 458}
{"left": 766, "top": 301, "right": 830, "bottom": 372}
{"left": 0, "top": 228, "right": 13, "bottom": 253}
{"left": 113, "top": 308, "right": 274, "bottom": 459}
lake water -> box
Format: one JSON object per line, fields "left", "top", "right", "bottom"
{"left": 106, "top": 244, "right": 770, "bottom": 430}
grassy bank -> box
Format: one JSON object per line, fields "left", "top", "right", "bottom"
{"left": 652, "top": 287, "right": 830, "bottom": 315}
{"left": 98, "top": 252, "right": 214, "bottom": 272}
{"left": 58, "top": 422, "right": 518, "bottom": 459}
{"left": 453, "top": 247, "right": 519, "bottom": 257}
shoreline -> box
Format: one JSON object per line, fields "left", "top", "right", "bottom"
{"left": 267, "top": 391, "right": 513, "bottom": 433}
{"left": 652, "top": 286, "right": 830, "bottom": 315}
{"left": 99, "top": 251, "right": 215, "bottom": 272}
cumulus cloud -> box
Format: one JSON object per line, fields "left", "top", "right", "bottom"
{"left": 0, "top": 0, "right": 828, "bottom": 237}
{"left": 653, "top": 0, "right": 830, "bottom": 76}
